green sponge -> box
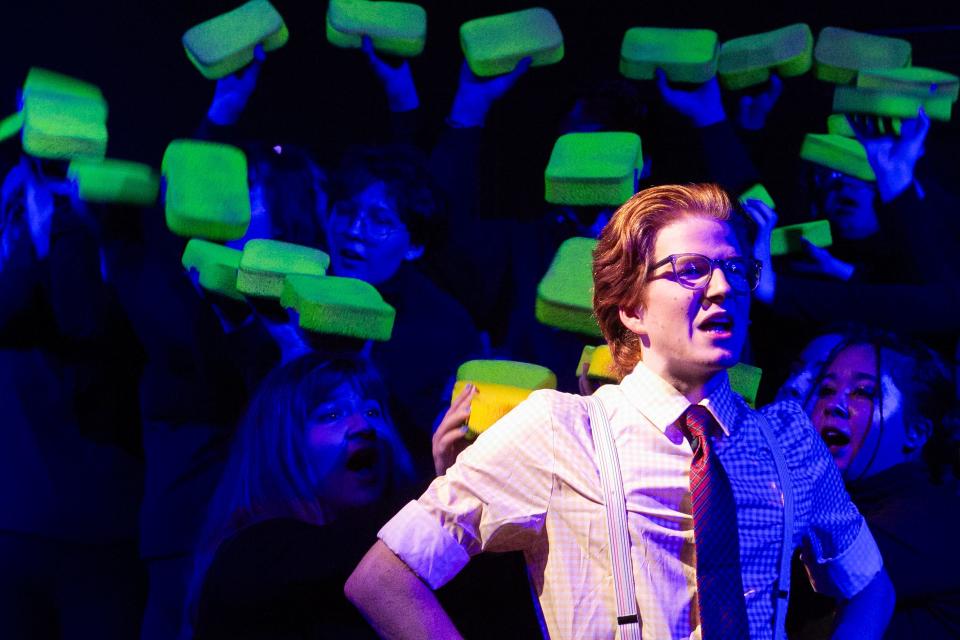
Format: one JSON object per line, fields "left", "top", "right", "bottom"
{"left": 453, "top": 360, "right": 557, "bottom": 438}
{"left": 718, "top": 23, "right": 813, "bottom": 90}
{"left": 22, "top": 67, "right": 107, "bottom": 109}
{"left": 280, "top": 274, "right": 395, "bottom": 341}
{"left": 827, "top": 113, "right": 901, "bottom": 137}
{"left": 460, "top": 7, "right": 563, "bottom": 77}
{"left": 728, "top": 362, "right": 762, "bottom": 408}
{"left": 326, "top": 0, "right": 427, "bottom": 58}
{"left": 544, "top": 132, "right": 642, "bottom": 206}
{"left": 620, "top": 27, "right": 719, "bottom": 83}
{"left": 162, "top": 139, "right": 251, "bottom": 241}
{"left": 800, "top": 133, "right": 876, "bottom": 182}
{"left": 0, "top": 112, "right": 23, "bottom": 143}
{"left": 68, "top": 158, "right": 159, "bottom": 205}
{"left": 770, "top": 220, "right": 832, "bottom": 257}
{"left": 181, "top": 239, "right": 244, "bottom": 300}
{"left": 833, "top": 85, "right": 953, "bottom": 122}
{"left": 536, "top": 237, "right": 601, "bottom": 338}
{"left": 237, "top": 239, "right": 330, "bottom": 299}
{"left": 738, "top": 183, "right": 776, "bottom": 209}
{"left": 813, "top": 27, "right": 911, "bottom": 85}
{"left": 21, "top": 92, "right": 108, "bottom": 160}
{"left": 183, "top": 0, "right": 289, "bottom": 80}
{"left": 858, "top": 66, "right": 959, "bottom": 101}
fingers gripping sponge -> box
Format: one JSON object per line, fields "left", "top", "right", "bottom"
{"left": 827, "top": 113, "right": 901, "bottom": 137}
{"left": 620, "top": 27, "right": 719, "bottom": 83}
{"left": 718, "top": 23, "right": 813, "bottom": 90}
{"left": 770, "top": 220, "right": 832, "bottom": 257}
{"left": 833, "top": 85, "right": 953, "bottom": 122}
{"left": 544, "top": 132, "right": 642, "bottom": 206}
{"left": 453, "top": 360, "right": 557, "bottom": 437}
{"left": 800, "top": 134, "right": 876, "bottom": 182}
{"left": 326, "top": 0, "right": 427, "bottom": 58}
{"left": 68, "top": 158, "right": 159, "bottom": 205}
{"left": 813, "top": 27, "right": 911, "bottom": 85}
{"left": 460, "top": 7, "right": 564, "bottom": 77}
{"left": 237, "top": 239, "right": 330, "bottom": 299}
{"left": 181, "top": 239, "right": 244, "bottom": 300}
{"left": 536, "top": 237, "right": 602, "bottom": 338}
{"left": 162, "top": 140, "right": 251, "bottom": 241}
{"left": 280, "top": 274, "right": 395, "bottom": 341}
{"left": 183, "top": 0, "right": 289, "bottom": 80}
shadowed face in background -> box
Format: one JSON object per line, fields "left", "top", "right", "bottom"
{"left": 306, "top": 381, "right": 392, "bottom": 515}
{"left": 325, "top": 181, "right": 422, "bottom": 286}
{"left": 814, "top": 168, "right": 879, "bottom": 240}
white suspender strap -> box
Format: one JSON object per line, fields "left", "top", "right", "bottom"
{"left": 757, "top": 414, "right": 795, "bottom": 640}
{"left": 585, "top": 396, "right": 642, "bottom": 640}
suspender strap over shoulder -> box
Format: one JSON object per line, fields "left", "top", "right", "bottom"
{"left": 585, "top": 396, "right": 642, "bottom": 640}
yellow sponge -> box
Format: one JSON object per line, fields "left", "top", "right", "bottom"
{"left": 544, "top": 132, "right": 642, "bottom": 206}
{"left": 21, "top": 92, "right": 108, "bottom": 160}
{"left": 460, "top": 7, "right": 563, "bottom": 77}
{"left": 770, "top": 220, "right": 832, "bottom": 257}
{"left": 738, "top": 183, "right": 776, "bottom": 209}
{"left": 718, "top": 23, "right": 813, "bottom": 90}
{"left": 576, "top": 344, "right": 618, "bottom": 382}
{"left": 181, "top": 239, "right": 244, "bottom": 300}
{"left": 326, "top": 0, "right": 427, "bottom": 57}
{"left": 620, "top": 27, "right": 719, "bottom": 83}
{"left": 183, "top": 0, "right": 289, "bottom": 80}
{"left": 453, "top": 360, "right": 556, "bottom": 437}
{"left": 813, "top": 27, "right": 911, "bottom": 85}
{"left": 237, "top": 239, "right": 330, "bottom": 299}
{"left": 68, "top": 158, "right": 159, "bottom": 206}
{"left": 728, "top": 362, "right": 762, "bottom": 408}
{"left": 858, "top": 66, "right": 959, "bottom": 101}
{"left": 162, "top": 139, "right": 251, "bottom": 241}
{"left": 800, "top": 133, "right": 876, "bottom": 182}
{"left": 536, "top": 237, "right": 601, "bottom": 338}
{"left": 280, "top": 274, "right": 395, "bottom": 341}
{"left": 833, "top": 85, "right": 953, "bottom": 122}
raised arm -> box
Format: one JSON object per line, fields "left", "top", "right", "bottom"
{"left": 345, "top": 540, "right": 462, "bottom": 640}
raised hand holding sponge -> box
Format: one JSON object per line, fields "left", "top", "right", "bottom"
{"left": 460, "top": 8, "right": 563, "bottom": 77}
{"left": 327, "top": 0, "right": 427, "bottom": 57}
{"left": 620, "top": 27, "right": 719, "bottom": 83}
{"left": 183, "top": 0, "right": 288, "bottom": 80}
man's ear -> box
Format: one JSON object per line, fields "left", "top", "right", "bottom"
{"left": 904, "top": 416, "right": 933, "bottom": 453}
{"left": 618, "top": 305, "right": 646, "bottom": 336}
{"left": 404, "top": 244, "right": 424, "bottom": 262}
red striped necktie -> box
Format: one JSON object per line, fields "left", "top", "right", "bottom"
{"left": 680, "top": 404, "right": 749, "bottom": 639}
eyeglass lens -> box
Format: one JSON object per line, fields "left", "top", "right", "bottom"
{"left": 673, "top": 255, "right": 759, "bottom": 291}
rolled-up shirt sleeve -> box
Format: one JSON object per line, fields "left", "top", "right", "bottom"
{"left": 378, "top": 390, "right": 558, "bottom": 589}
{"left": 790, "top": 403, "right": 883, "bottom": 598}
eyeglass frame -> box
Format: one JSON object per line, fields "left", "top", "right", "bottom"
{"left": 326, "top": 199, "right": 406, "bottom": 240}
{"left": 650, "top": 253, "right": 762, "bottom": 293}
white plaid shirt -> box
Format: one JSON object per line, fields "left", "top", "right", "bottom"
{"left": 379, "top": 362, "right": 882, "bottom": 639}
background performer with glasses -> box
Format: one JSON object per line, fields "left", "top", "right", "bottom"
{"left": 346, "top": 183, "right": 894, "bottom": 639}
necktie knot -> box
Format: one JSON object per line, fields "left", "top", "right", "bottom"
{"left": 682, "top": 404, "right": 714, "bottom": 442}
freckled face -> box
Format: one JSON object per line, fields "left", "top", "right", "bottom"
{"left": 620, "top": 216, "right": 750, "bottom": 389}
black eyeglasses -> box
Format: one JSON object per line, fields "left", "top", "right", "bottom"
{"left": 651, "top": 253, "right": 762, "bottom": 293}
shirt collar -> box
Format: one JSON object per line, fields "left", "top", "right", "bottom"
{"left": 619, "top": 361, "right": 740, "bottom": 437}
